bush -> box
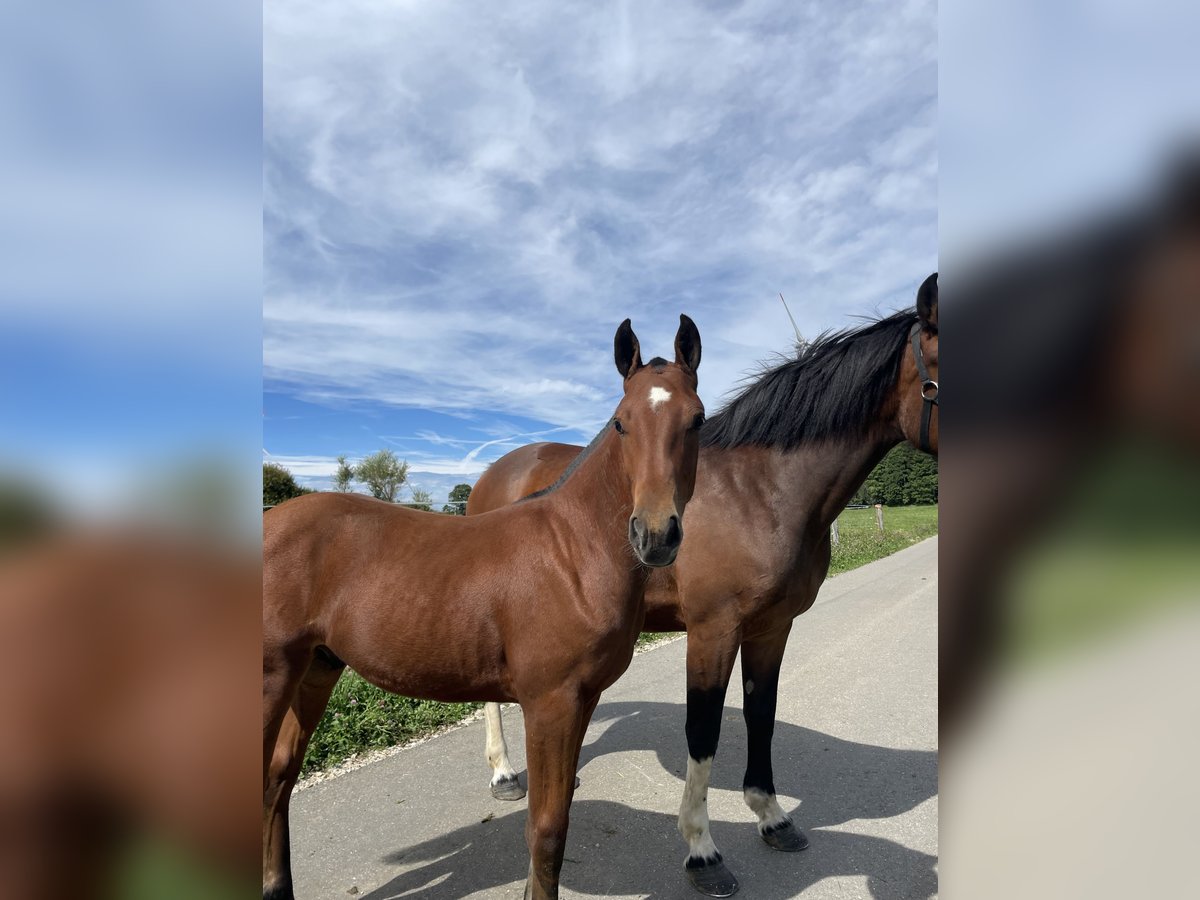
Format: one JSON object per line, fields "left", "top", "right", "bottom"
{"left": 302, "top": 671, "right": 480, "bottom": 774}
{"left": 263, "top": 463, "right": 312, "bottom": 507}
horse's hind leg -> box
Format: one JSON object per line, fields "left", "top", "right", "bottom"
{"left": 485, "top": 702, "right": 526, "bottom": 800}
{"left": 521, "top": 691, "right": 598, "bottom": 900}
{"left": 740, "top": 627, "right": 808, "bottom": 852}
{"left": 262, "top": 649, "right": 344, "bottom": 900}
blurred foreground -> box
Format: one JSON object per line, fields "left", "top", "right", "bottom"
{"left": 0, "top": 522, "right": 260, "bottom": 900}
{"left": 0, "top": 1, "right": 261, "bottom": 896}
{"left": 1, "top": 0, "right": 1198, "bottom": 897}
{"left": 941, "top": 2, "right": 1200, "bottom": 895}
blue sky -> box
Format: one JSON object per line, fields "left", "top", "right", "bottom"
{"left": 264, "top": 0, "right": 937, "bottom": 503}
{"left": 1, "top": 1, "right": 261, "bottom": 521}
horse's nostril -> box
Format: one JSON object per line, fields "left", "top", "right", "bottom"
{"left": 666, "top": 515, "right": 682, "bottom": 545}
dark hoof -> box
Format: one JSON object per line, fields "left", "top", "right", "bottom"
{"left": 575, "top": 775, "right": 582, "bottom": 789}
{"left": 490, "top": 774, "right": 526, "bottom": 801}
{"left": 685, "top": 857, "right": 739, "bottom": 897}
{"left": 760, "top": 819, "right": 809, "bottom": 852}
{"left": 263, "top": 885, "right": 294, "bottom": 900}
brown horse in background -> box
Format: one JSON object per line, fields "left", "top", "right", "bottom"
{"left": 469, "top": 277, "right": 938, "bottom": 896}
{"left": 263, "top": 316, "right": 705, "bottom": 900}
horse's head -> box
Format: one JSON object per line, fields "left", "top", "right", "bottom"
{"left": 1111, "top": 175, "right": 1200, "bottom": 450}
{"left": 898, "top": 272, "right": 939, "bottom": 455}
{"left": 611, "top": 315, "right": 705, "bottom": 567}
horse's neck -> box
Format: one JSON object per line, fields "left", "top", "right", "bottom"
{"left": 549, "top": 430, "right": 637, "bottom": 561}
{"left": 762, "top": 427, "right": 902, "bottom": 535}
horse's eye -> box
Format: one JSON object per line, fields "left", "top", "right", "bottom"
{"left": 692, "top": 413, "right": 706, "bottom": 430}
{"left": 614, "top": 419, "right": 625, "bottom": 435}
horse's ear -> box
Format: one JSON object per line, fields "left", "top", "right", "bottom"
{"left": 916, "top": 272, "right": 938, "bottom": 330}
{"left": 614, "top": 318, "right": 642, "bottom": 379}
{"left": 674, "top": 314, "right": 701, "bottom": 373}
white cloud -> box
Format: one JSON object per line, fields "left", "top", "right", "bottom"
{"left": 265, "top": 0, "right": 937, "bottom": 437}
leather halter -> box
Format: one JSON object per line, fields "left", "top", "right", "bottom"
{"left": 909, "top": 321, "right": 938, "bottom": 453}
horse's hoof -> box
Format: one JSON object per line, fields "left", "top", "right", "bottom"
{"left": 760, "top": 819, "right": 809, "bottom": 852}
{"left": 263, "top": 885, "right": 294, "bottom": 900}
{"left": 490, "top": 774, "right": 526, "bottom": 801}
{"left": 685, "top": 857, "right": 739, "bottom": 897}
{"left": 575, "top": 775, "right": 581, "bottom": 789}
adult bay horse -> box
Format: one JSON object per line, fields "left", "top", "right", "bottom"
{"left": 262, "top": 316, "right": 706, "bottom": 900}
{"left": 469, "top": 276, "right": 939, "bottom": 896}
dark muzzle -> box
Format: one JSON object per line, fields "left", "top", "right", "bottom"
{"left": 628, "top": 514, "right": 682, "bottom": 567}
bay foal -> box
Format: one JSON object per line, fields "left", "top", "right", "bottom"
{"left": 263, "top": 316, "right": 704, "bottom": 900}
{"left": 470, "top": 277, "right": 938, "bottom": 895}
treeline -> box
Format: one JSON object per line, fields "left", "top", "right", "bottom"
{"left": 263, "top": 449, "right": 472, "bottom": 514}
{"left": 852, "top": 443, "right": 938, "bottom": 506}
{"left": 266, "top": 443, "right": 936, "bottom": 512}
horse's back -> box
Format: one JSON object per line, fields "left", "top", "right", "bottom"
{"left": 469, "top": 442, "right": 584, "bottom": 514}
{"left": 263, "top": 493, "right": 385, "bottom": 585}
{"left": 262, "top": 493, "right": 441, "bottom": 634}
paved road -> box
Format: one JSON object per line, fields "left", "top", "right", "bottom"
{"left": 290, "top": 537, "right": 938, "bottom": 899}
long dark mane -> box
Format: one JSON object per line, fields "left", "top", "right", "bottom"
{"left": 700, "top": 311, "right": 917, "bottom": 450}
{"left": 518, "top": 419, "right": 615, "bottom": 501}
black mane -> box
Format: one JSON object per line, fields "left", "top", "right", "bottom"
{"left": 518, "top": 418, "right": 614, "bottom": 501}
{"left": 700, "top": 310, "right": 917, "bottom": 450}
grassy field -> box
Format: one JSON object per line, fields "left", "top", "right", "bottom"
{"left": 301, "top": 503, "right": 938, "bottom": 774}
{"left": 828, "top": 504, "right": 939, "bottom": 575}
{"left": 1001, "top": 444, "right": 1200, "bottom": 662}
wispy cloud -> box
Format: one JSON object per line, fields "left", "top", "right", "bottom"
{"left": 264, "top": 0, "right": 936, "bottom": 481}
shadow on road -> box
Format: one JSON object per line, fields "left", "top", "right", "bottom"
{"left": 363, "top": 700, "right": 936, "bottom": 899}
{"left": 577, "top": 701, "right": 936, "bottom": 831}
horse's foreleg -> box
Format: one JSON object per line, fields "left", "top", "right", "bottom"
{"left": 521, "top": 691, "right": 596, "bottom": 900}
{"left": 678, "top": 626, "right": 741, "bottom": 897}
{"left": 485, "top": 702, "right": 526, "bottom": 800}
{"left": 740, "top": 627, "right": 808, "bottom": 852}
{"left": 262, "top": 652, "right": 343, "bottom": 900}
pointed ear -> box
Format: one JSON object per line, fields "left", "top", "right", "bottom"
{"left": 614, "top": 318, "right": 642, "bottom": 379}
{"left": 916, "top": 272, "right": 938, "bottom": 330}
{"left": 674, "top": 314, "right": 701, "bottom": 373}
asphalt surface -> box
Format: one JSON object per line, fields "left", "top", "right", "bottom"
{"left": 289, "top": 537, "right": 938, "bottom": 899}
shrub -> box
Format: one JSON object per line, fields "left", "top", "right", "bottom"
{"left": 302, "top": 671, "right": 480, "bottom": 775}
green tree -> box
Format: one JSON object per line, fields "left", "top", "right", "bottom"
{"left": 848, "top": 482, "right": 873, "bottom": 507}
{"left": 862, "top": 444, "right": 938, "bottom": 505}
{"left": 0, "top": 478, "right": 58, "bottom": 547}
{"left": 333, "top": 455, "right": 355, "bottom": 493}
{"left": 263, "top": 462, "right": 312, "bottom": 507}
{"left": 443, "top": 483, "right": 472, "bottom": 515}
{"left": 355, "top": 450, "right": 408, "bottom": 502}
{"left": 409, "top": 488, "right": 434, "bottom": 512}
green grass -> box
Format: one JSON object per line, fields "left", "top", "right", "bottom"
{"left": 999, "top": 442, "right": 1200, "bottom": 662}
{"left": 302, "top": 673, "right": 480, "bottom": 775}
{"left": 117, "top": 838, "right": 252, "bottom": 900}
{"left": 301, "top": 504, "right": 938, "bottom": 774}
{"left": 637, "top": 631, "right": 675, "bottom": 647}
{"left": 828, "top": 504, "right": 939, "bottom": 575}
{"left": 1009, "top": 538, "right": 1198, "bottom": 661}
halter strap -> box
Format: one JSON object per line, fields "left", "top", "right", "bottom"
{"left": 909, "top": 322, "right": 937, "bottom": 453}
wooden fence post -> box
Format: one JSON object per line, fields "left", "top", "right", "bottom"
{"left": 874, "top": 503, "right": 884, "bottom": 533}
